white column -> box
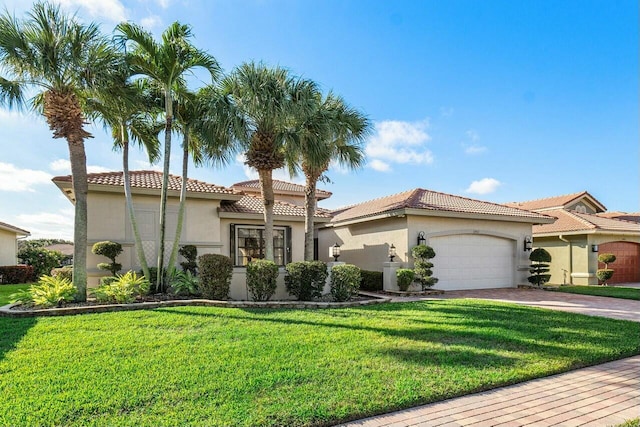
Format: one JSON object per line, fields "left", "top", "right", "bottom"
{"left": 383, "top": 262, "right": 403, "bottom": 291}
{"left": 325, "top": 261, "right": 345, "bottom": 295}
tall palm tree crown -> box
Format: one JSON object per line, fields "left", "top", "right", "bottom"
{"left": 116, "top": 21, "right": 220, "bottom": 291}
{"left": 0, "top": 2, "right": 120, "bottom": 300}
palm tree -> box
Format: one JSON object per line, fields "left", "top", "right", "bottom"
{"left": 116, "top": 21, "right": 220, "bottom": 291}
{"left": 210, "top": 62, "right": 318, "bottom": 261}
{"left": 0, "top": 2, "right": 119, "bottom": 301}
{"left": 291, "top": 91, "right": 370, "bottom": 260}
{"left": 86, "top": 77, "right": 162, "bottom": 281}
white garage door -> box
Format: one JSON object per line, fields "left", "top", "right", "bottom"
{"left": 429, "top": 234, "right": 515, "bottom": 290}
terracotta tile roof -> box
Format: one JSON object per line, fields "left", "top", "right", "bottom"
{"left": 330, "top": 188, "right": 553, "bottom": 223}
{"left": 53, "top": 171, "right": 239, "bottom": 195}
{"left": 0, "top": 221, "right": 30, "bottom": 236}
{"left": 533, "top": 209, "right": 640, "bottom": 235}
{"left": 506, "top": 191, "right": 605, "bottom": 212}
{"left": 596, "top": 212, "right": 640, "bottom": 223}
{"left": 232, "top": 179, "right": 332, "bottom": 199}
{"left": 219, "top": 195, "right": 332, "bottom": 218}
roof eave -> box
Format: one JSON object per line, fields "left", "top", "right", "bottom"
{"left": 218, "top": 211, "right": 331, "bottom": 222}
{"left": 533, "top": 229, "right": 640, "bottom": 238}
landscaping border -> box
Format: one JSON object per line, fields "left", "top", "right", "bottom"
{"left": 0, "top": 293, "right": 391, "bottom": 318}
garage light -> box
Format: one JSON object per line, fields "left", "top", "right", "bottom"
{"left": 524, "top": 236, "right": 533, "bottom": 251}
{"left": 592, "top": 244, "right": 599, "bottom": 252}
{"left": 389, "top": 244, "right": 397, "bottom": 262}
{"left": 417, "top": 231, "right": 426, "bottom": 246}
{"left": 330, "top": 243, "right": 341, "bottom": 262}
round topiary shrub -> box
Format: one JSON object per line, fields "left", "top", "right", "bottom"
{"left": 597, "top": 253, "right": 616, "bottom": 266}
{"left": 596, "top": 269, "right": 614, "bottom": 285}
{"left": 246, "top": 259, "right": 279, "bottom": 301}
{"left": 396, "top": 268, "right": 415, "bottom": 291}
{"left": 198, "top": 254, "right": 233, "bottom": 300}
{"left": 285, "top": 261, "right": 328, "bottom": 301}
{"left": 528, "top": 248, "right": 552, "bottom": 287}
{"left": 92, "top": 241, "right": 123, "bottom": 276}
{"left": 330, "top": 264, "right": 361, "bottom": 302}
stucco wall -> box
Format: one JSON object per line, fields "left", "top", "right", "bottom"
{"left": 0, "top": 229, "right": 17, "bottom": 266}
{"left": 318, "top": 216, "right": 408, "bottom": 272}
{"left": 86, "top": 191, "right": 222, "bottom": 286}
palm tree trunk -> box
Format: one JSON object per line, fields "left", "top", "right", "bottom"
{"left": 303, "top": 173, "right": 319, "bottom": 261}
{"left": 167, "top": 132, "right": 189, "bottom": 273}
{"left": 258, "top": 169, "right": 275, "bottom": 261}
{"left": 122, "top": 124, "right": 151, "bottom": 280}
{"left": 157, "top": 90, "right": 173, "bottom": 292}
{"left": 67, "top": 137, "right": 88, "bottom": 301}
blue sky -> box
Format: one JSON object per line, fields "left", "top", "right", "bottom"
{"left": 1, "top": 0, "right": 637, "bottom": 239}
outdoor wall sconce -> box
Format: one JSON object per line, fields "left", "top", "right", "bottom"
{"left": 592, "top": 244, "right": 599, "bottom": 252}
{"left": 330, "top": 243, "right": 341, "bottom": 262}
{"left": 524, "top": 236, "right": 533, "bottom": 251}
{"left": 417, "top": 231, "right": 426, "bottom": 246}
{"left": 389, "top": 244, "right": 397, "bottom": 262}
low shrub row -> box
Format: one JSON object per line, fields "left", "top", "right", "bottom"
{"left": 0, "top": 265, "right": 34, "bottom": 284}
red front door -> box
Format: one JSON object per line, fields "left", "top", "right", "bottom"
{"left": 598, "top": 242, "right": 640, "bottom": 284}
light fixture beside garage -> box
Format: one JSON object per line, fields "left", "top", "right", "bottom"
{"left": 524, "top": 236, "right": 533, "bottom": 251}
{"left": 388, "top": 244, "right": 397, "bottom": 262}
{"left": 417, "top": 231, "right": 426, "bottom": 246}
{"left": 592, "top": 244, "right": 599, "bottom": 252}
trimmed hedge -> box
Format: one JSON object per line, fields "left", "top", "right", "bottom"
{"left": 0, "top": 265, "right": 34, "bottom": 284}
{"left": 330, "top": 264, "right": 361, "bottom": 302}
{"left": 198, "top": 254, "right": 233, "bottom": 300}
{"left": 246, "top": 260, "right": 279, "bottom": 301}
{"left": 396, "top": 268, "right": 415, "bottom": 291}
{"left": 359, "top": 270, "right": 383, "bottom": 292}
{"left": 285, "top": 261, "right": 328, "bottom": 301}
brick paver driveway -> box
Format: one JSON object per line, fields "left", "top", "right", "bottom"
{"left": 391, "top": 288, "right": 640, "bottom": 322}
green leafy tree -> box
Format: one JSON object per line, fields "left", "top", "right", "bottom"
{"left": 528, "top": 248, "right": 552, "bottom": 287}
{"left": 116, "top": 21, "right": 220, "bottom": 291}
{"left": 207, "top": 62, "right": 318, "bottom": 261}
{"left": 17, "top": 247, "right": 64, "bottom": 279}
{"left": 289, "top": 90, "right": 370, "bottom": 260}
{"left": 0, "top": 2, "right": 120, "bottom": 301}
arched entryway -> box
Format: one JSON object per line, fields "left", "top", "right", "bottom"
{"left": 598, "top": 242, "right": 640, "bottom": 284}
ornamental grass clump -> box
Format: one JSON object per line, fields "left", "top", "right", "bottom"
{"left": 330, "top": 264, "right": 361, "bottom": 302}
{"left": 168, "top": 269, "right": 200, "bottom": 296}
{"left": 285, "top": 261, "right": 328, "bottom": 301}
{"left": 9, "top": 275, "right": 76, "bottom": 308}
{"left": 246, "top": 259, "right": 279, "bottom": 301}
{"left": 198, "top": 254, "right": 232, "bottom": 300}
{"left": 92, "top": 271, "right": 149, "bottom": 304}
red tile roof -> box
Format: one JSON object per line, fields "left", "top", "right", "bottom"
{"left": 506, "top": 191, "right": 606, "bottom": 212}
{"left": 330, "top": 188, "right": 553, "bottom": 223}
{"left": 0, "top": 221, "right": 30, "bottom": 236}
{"left": 232, "top": 179, "right": 332, "bottom": 199}
{"left": 53, "top": 171, "right": 240, "bottom": 195}
{"left": 219, "top": 195, "right": 332, "bottom": 218}
{"left": 596, "top": 212, "right": 640, "bottom": 223}
{"left": 533, "top": 209, "right": 640, "bottom": 235}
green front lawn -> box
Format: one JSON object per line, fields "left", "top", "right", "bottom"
{"left": 1, "top": 300, "right": 638, "bottom": 426}
{"left": 0, "top": 284, "right": 30, "bottom": 306}
{"left": 549, "top": 285, "right": 640, "bottom": 300}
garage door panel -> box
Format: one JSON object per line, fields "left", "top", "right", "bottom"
{"left": 598, "top": 242, "right": 640, "bottom": 284}
{"left": 430, "top": 234, "right": 515, "bottom": 291}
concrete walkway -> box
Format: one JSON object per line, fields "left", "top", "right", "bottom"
{"left": 388, "top": 288, "right": 640, "bottom": 322}
{"left": 340, "top": 356, "right": 640, "bottom": 427}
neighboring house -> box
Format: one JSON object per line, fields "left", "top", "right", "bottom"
{"left": 44, "top": 243, "right": 74, "bottom": 266}
{"left": 0, "top": 221, "right": 30, "bottom": 266}
{"left": 53, "top": 171, "right": 331, "bottom": 299}
{"left": 317, "top": 189, "right": 554, "bottom": 291}
{"left": 507, "top": 192, "right": 640, "bottom": 285}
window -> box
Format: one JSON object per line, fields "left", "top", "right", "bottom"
{"left": 575, "top": 204, "right": 587, "bottom": 214}
{"left": 231, "top": 225, "right": 290, "bottom": 266}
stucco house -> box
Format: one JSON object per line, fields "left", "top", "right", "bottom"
{"left": 0, "top": 221, "right": 30, "bottom": 266}
{"left": 317, "top": 189, "right": 554, "bottom": 291}
{"left": 507, "top": 192, "right": 640, "bottom": 285}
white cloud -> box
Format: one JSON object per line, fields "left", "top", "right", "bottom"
{"left": 16, "top": 210, "right": 74, "bottom": 240}
{"left": 49, "top": 159, "right": 112, "bottom": 174}
{"left": 365, "top": 119, "right": 434, "bottom": 173}
{"left": 466, "top": 129, "right": 480, "bottom": 141}
{"left": 0, "top": 162, "right": 53, "bottom": 192}
{"left": 465, "top": 145, "right": 487, "bottom": 155}
{"left": 156, "top": 0, "right": 171, "bottom": 9}
{"left": 368, "top": 159, "right": 391, "bottom": 172}
{"left": 465, "top": 178, "right": 502, "bottom": 195}
{"left": 140, "top": 15, "right": 162, "bottom": 29}
{"left": 56, "top": 0, "right": 128, "bottom": 22}
{"left": 134, "top": 160, "right": 163, "bottom": 172}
